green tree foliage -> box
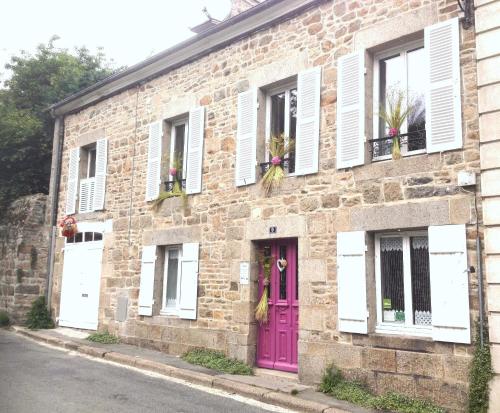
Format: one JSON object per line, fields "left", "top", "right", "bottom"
{"left": 0, "top": 37, "right": 119, "bottom": 215}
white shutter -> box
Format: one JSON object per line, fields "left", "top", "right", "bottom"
{"left": 93, "top": 138, "right": 108, "bottom": 210}
{"left": 337, "top": 231, "right": 368, "bottom": 334}
{"left": 179, "top": 242, "right": 199, "bottom": 320}
{"left": 235, "top": 89, "right": 257, "bottom": 186}
{"left": 425, "top": 18, "right": 462, "bottom": 153}
{"left": 145, "top": 121, "right": 163, "bottom": 201}
{"left": 65, "top": 147, "right": 80, "bottom": 215}
{"left": 429, "top": 224, "right": 470, "bottom": 343}
{"left": 295, "top": 67, "right": 321, "bottom": 176}
{"left": 336, "top": 51, "right": 365, "bottom": 169}
{"left": 186, "top": 107, "right": 205, "bottom": 194}
{"left": 78, "top": 178, "right": 95, "bottom": 213}
{"left": 138, "top": 245, "right": 157, "bottom": 316}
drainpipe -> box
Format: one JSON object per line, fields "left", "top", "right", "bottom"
{"left": 474, "top": 186, "right": 485, "bottom": 347}
{"left": 45, "top": 114, "right": 65, "bottom": 310}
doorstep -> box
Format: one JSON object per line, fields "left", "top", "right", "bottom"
{"left": 12, "top": 326, "right": 374, "bottom": 413}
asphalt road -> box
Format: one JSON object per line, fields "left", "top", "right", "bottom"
{"left": 0, "top": 330, "right": 287, "bottom": 413}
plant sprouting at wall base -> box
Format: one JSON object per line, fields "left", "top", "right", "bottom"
{"left": 261, "top": 134, "right": 294, "bottom": 196}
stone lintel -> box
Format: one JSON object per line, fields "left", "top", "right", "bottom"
{"left": 245, "top": 215, "right": 306, "bottom": 240}
{"left": 349, "top": 199, "right": 451, "bottom": 231}
{"left": 143, "top": 225, "right": 201, "bottom": 245}
{"left": 76, "top": 128, "right": 106, "bottom": 147}
{"left": 353, "top": 3, "right": 438, "bottom": 52}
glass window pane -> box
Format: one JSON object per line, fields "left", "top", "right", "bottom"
{"left": 380, "top": 237, "right": 405, "bottom": 323}
{"left": 88, "top": 149, "right": 96, "bottom": 178}
{"left": 263, "top": 245, "right": 272, "bottom": 298}
{"left": 84, "top": 232, "right": 93, "bottom": 242}
{"left": 279, "top": 245, "right": 287, "bottom": 300}
{"left": 377, "top": 54, "right": 403, "bottom": 157}
{"left": 410, "top": 236, "right": 431, "bottom": 326}
{"left": 166, "top": 249, "right": 179, "bottom": 308}
{"left": 75, "top": 232, "right": 83, "bottom": 243}
{"left": 94, "top": 232, "right": 103, "bottom": 241}
{"left": 407, "top": 47, "right": 426, "bottom": 151}
{"left": 288, "top": 88, "right": 297, "bottom": 173}
{"left": 173, "top": 124, "right": 185, "bottom": 175}
{"left": 270, "top": 92, "right": 285, "bottom": 138}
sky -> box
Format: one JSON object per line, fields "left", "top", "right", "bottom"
{"left": 0, "top": 0, "right": 233, "bottom": 83}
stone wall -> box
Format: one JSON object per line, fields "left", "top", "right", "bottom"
{"left": 50, "top": 1, "right": 481, "bottom": 411}
{"left": 0, "top": 194, "right": 49, "bottom": 323}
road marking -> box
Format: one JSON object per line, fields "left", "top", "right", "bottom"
{"left": 18, "top": 333, "right": 297, "bottom": 413}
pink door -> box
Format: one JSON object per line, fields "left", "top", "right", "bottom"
{"left": 256, "top": 239, "right": 298, "bottom": 373}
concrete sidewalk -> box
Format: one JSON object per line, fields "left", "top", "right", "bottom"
{"left": 12, "top": 326, "right": 373, "bottom": 413}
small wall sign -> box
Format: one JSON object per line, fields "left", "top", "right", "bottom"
{"left": 269, "top": 226, "right": 277, "bottom": 234}
{"left": 239, "top": 262, "right": 250, "bottom": 285}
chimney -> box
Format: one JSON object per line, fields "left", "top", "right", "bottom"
{"left": 229, "top": 0, "right": 266, "bottom": 18}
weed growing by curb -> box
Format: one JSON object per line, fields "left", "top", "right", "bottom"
{"left": 182, "top": 348, "right": 253, "bottom": 375}
{"left": 0, "top": 310, "right": 10, "bottom": 326}
{"left": 26, "top": 296, "right": 54, "bottom": 329}
{"left": 319, "top": 364, "right": 444, "bottom": 413}
{"left": 87, "top": 331, "right": 120, "bottom": 344}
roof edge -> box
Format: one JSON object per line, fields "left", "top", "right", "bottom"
{"left": 51, "top": 0, "right": 322, "bottom": 117}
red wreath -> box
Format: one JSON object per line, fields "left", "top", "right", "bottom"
{"left": 59, "top": 215, "right": 78, "bottom": 238}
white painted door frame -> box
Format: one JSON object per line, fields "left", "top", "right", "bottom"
{"left": 59, "top": 238, "right": 103, "bottom": 330}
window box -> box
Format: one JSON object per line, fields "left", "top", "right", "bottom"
{"left": 164, "top": 178, "right": 186, "bottom": 192}
{"left": 259, "top": 158, "right": 293, "bottom": 177}
{"left": 368, "top": 129, "right": 426, "bottom": 161}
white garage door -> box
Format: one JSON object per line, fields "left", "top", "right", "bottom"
{"left": 59, "top": 231, "right": 103, "bottom": 330}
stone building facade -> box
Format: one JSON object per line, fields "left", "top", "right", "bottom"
{"left": 475, "top": 0, "right": 500, "bottom": 410}
{"left": 47, "top": 1, "right": 489, "bottom": 411}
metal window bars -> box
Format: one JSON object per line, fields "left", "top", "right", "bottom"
{"left": 368, "top": 129, "right": 426, "bottom": 159}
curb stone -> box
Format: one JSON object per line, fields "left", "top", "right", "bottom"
{"left": 263, "top": 391, "right": 332, "bottom": 413}
{"left": 13, "top": 327, "right": 366, "bottom": 413}
{"left": 212, "top": 377, "right": 270, "bottom": 400}
{"left": 79, "top": 345, "right": 107, "bottom": 358}
{"left": 104, "top": 351, "right": 137, "bottom": 366}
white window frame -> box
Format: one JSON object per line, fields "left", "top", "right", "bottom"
{"left": 372, "top": 39, "right": 426, "bottom": 161}
{"left": 374, "top": 230, "right": 432, "bottom": 337}
{"left": 169, "top": 118, "right": 189, "bottom": 181}
{"left": 265, "top": 80, "right": 297, "bottom": 175}
{"left": 160, "top": 246, "right": 182, "bottom": 316}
